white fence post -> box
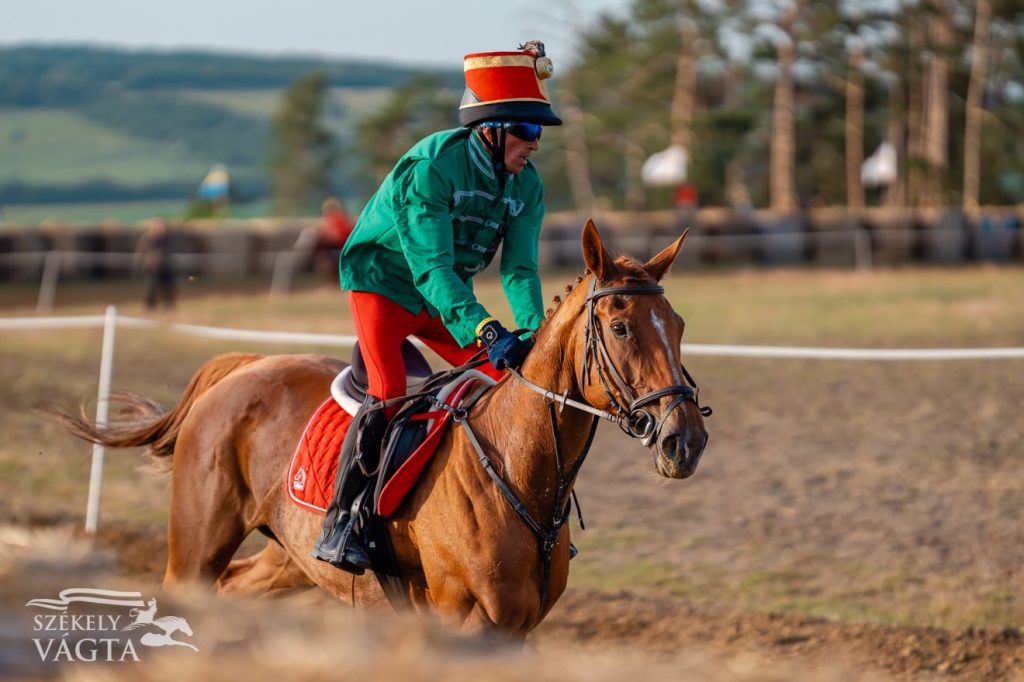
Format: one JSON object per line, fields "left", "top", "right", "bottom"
{"left": 270, "top": 251, "right": 296, "bottom": 296}
{"left": 853, "top": 229, "right": 874, "bottom": 272}
{"left": 85, "top": 305, "right": 118, "bottom": 534}
{"left": 37, "top": 250, "right": 62, "bottom": 314}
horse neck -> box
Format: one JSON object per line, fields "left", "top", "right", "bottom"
{"left": 472, "top": 284, "right": 593, "bottom": 517}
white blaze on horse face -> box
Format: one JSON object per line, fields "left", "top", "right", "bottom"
{"left": 650, "top": 309, "right": 684, "bottom": 385}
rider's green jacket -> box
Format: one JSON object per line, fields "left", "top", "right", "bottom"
{"left": 338, "top": 128, "right": 545, "bottom": 347}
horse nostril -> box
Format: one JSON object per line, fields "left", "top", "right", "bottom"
{"left": 660, "top": 433, "right": 685, "bottom": 457}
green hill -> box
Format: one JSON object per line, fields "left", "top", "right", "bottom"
{"left": 0, "top": 109, "right": 209, "bottom": 185}
{"left": 0, "top": 45, "right": 459, "bottom": 211}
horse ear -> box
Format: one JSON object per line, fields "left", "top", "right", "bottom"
{"left": 581, "top": 218, "right": 616, "bottom": 281}
{"left": 644, "top": 228, "right": 688, "bottom": 282}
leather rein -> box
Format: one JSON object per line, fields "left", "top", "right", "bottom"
{"left": 451, "top": 277, "right": 712, "bottom": 623}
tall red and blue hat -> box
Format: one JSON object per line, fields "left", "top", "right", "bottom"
{"left": 459, "top": 41, "right": 562, "bottom": 127}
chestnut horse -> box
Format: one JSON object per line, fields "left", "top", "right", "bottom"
{"left": 54, "top": 221, "right": 709, "bottom": 636}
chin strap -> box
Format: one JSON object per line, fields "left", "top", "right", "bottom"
{"left": 476, "top": 126, "right": 508, "bottom": 190}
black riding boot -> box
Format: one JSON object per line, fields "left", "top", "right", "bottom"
{"left": 311, "top": 397, "right": 388, "bottom": 573}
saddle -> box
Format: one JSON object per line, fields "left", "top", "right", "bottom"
{"left": 291, "top": 340, "right": 441, "bottom": 514}
{"left": 330, "top": 339, "right": 494, "bottom": 517}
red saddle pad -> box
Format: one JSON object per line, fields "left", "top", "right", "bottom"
{"left": 286, "top": 378, "right": 479, "bottom": 517}
{"left": 286, "top": 399, "right": 352, "bottom": 514}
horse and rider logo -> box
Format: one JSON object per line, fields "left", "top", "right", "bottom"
{"left": 121, "top": 597, "right": 198, "bottom": 651}
{"left": 25, "top": 588, "right": 198, "bottom": 660}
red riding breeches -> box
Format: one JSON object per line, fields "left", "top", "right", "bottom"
{"left": 348, "top": 291, "right": 502, "bottom": 417}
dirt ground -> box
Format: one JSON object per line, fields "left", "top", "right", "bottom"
{"left": 3, "top": 269, "right": 1023, "bottom": 680}
{"left": 3, "top": 519, "right": 1021, "bottom": 681}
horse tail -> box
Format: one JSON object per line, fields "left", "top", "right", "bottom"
{"left": 46, "top": 353, "right": 263, "bottom": 464}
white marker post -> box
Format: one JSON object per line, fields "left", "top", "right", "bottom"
{"left": 37, "top": 250, "right": 62, "bottom": 314}
{"left": 269, "top": 250, "right": 297, "bottom": 296}
{"left": 85, "top": 305, "right": 118, "bottom": 534}
{"left": 853, "top": 228, "right": 874, "bottom": 272}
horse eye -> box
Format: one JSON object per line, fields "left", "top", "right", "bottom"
{"left": 610, "top": 322, "right": 628, "bottom": 338}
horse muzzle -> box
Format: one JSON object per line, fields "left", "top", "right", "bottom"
{"left": 654, "top": 428, "right": 708, "bottom": 479}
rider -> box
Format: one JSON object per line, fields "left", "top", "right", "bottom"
{"left": 312, "top": 41, "right": 562, "bottom": 573}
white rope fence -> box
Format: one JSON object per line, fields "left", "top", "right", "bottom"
{"left": 5, "top": 308, "right": 1024, "bottom": 533}
{"left": 680, "top": 343, "right": 1024, "bottom": 360}
{"left": 3, "top": 312, "right": 1024, "bottom": 359}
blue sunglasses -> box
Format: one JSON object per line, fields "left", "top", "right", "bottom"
{"left": 481, "top": 121, "right": 543, "bottom": 142}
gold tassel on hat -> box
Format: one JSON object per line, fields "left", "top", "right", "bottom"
{"left": 517, "top": 40, "right": 554, "bottom": 80}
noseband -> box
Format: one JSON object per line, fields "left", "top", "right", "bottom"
{"left": 513, "top": 277, "right": 712, "bottom": 446}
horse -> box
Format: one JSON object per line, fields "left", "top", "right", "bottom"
{"left": 138, "top": 618, "right": 198, "bottom": 651}
{"left": 52, "top": 220, "right": 710, "bottom": 637}
{"left": 123, "top": 603, "right": 198, "bottom": 651}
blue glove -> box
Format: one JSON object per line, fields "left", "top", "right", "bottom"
{"left": 477, "top": 319, "right": 531, "bottom": 370}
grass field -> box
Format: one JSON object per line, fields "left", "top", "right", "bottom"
{"left": 2, "top": 265, "right": 1023, "bottom": 643}
{"left": 1, "top": 87, "right": 390, "bottom": 189}
{"left": 0, "top": 198, "right": 190, "bottom": 224}
{"left": 0, "top": 85, "right": 391, "bottom": 224}
{"left": 6, "top": 265, "right": 1021, "bottom": 346}
{"left": 0, "top": 108, "right": 211, "bottom": 185}
{"left": 0, "top": 198, "right": 273, "bottom": 224}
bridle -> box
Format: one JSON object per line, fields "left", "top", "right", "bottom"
{"left": 451, "top": 275, "right": 712, "bottom": 622}
{"left": 583, "top": 277, "right": 713, "bottom": 436}
{"left": 512, "top": 276, "right": 712, "bottom": 443}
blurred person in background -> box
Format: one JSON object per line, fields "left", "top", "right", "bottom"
{"left": 312, "top": 41, "right": 562, "bottom": 573}
{"left": 136, "top": 217, "right": 176, "bottom": 310}
{"left": 673, "top": 182, "right": 699, "bottom": 232}
{"left": 290, "top": 197, "right": 356, "bottom": 282}
{"left": 316, "top": 197, "right": 355, "bottom": 281}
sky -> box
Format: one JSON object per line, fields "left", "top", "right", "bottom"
{"left": 0, "top": 0, "right": 632, "bottom": 67}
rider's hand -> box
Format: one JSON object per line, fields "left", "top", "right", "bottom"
{"left": 477, "top": 318, "right": 531, "bottom": 370}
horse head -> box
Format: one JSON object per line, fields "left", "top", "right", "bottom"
{"left": 154, "top": 616, "right": 192, "bottom": 637}
{"left": 571, "top": 218, "right": 709, "bottom": 479}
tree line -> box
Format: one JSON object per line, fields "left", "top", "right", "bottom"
{"left": 300, "top": 0, "right": 1022, "bottom": 213}
{"left": 6, "top": 1, "right": 1024, "bottom": 215}
{"left": 553, "top": 0, "right": 1024, "bottom": 210}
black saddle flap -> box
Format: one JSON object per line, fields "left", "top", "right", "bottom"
{"left": 370, "top": 395, "right": 434, "bottom": 514}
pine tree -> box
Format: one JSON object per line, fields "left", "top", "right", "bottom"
{"left": 354, "top": 74, "right": 459, "bottom": 185}
{"left": 963, "top": 0, "right": 992, "bottom": 212}
{"left": 270, "top": 71, "right": 336, "bottom": 216}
